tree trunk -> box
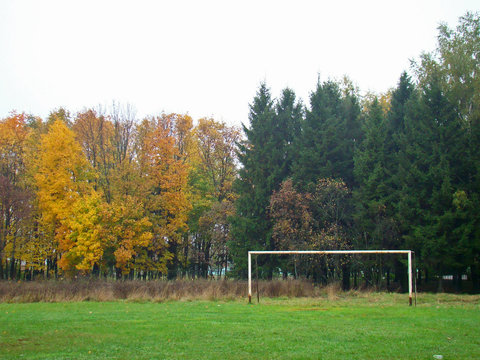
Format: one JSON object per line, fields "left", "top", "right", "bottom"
{"left": 471, "top": 265, "right": 479, "bottom": 293}
{"left": 294, "top": 258, "right": 298, "bottom": 279}
{"left": 394, "top": 259, "right": 407, "bottom": 292}
{"left": 437, "top": 277, "right": 444, "bottom": 292}
{"left": 54, "top": 254, "right": 58, "bottom": 279}
{"left": 386, "top": 268, "right": 390, "bottom": 290}
{"left": 267, "top": 255, "right": 273, "bottom": 280}
{"left": 116, "top": 267, "right": 123, "bottom": 280}
{"left": 17, "top": 261, "right": 21, "bottom": 279}
{"left": 364, "top": 268, "right": 372, "bottom": 288}
{"left": 9, "top": 239, "right": 16, "bottom": 280}
{"left": 342, "top": 263, "right": 350, "bottom": 291}
{"left": 417, "top": 267, "right": 422, "bottom": 287}
{"left": 454, "top": 271, "right": 462, "bottom": 293}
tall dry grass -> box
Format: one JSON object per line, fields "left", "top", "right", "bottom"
{"left": 2, "top": 279, "right": 477, "bottom": 304}
{"left": 0, "top": 279, "right": 323, "bottom": 303}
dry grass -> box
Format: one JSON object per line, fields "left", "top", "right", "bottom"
{"left": 0, "top": 279, "right": 322, "bottom": 303}
{"left": 1, "top": 279, "right": 478, "bottom": 304}
{"left": 325, "top": 282, "right": 341, "bottom": 301}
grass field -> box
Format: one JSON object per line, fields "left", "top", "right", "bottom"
{"left": 1, "top": 293, "right": 479, "bottom": 359}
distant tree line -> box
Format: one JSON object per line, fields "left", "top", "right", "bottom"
{"left": 1, "top": 13, "right": 479, "bottom": 291}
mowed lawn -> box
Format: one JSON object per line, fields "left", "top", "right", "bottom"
{"left": 0, "top": 294, "right": 479, "bottom": 359}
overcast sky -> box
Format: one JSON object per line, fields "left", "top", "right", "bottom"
{"left": 0, "top": 0, "right": 478, "bottom": 127}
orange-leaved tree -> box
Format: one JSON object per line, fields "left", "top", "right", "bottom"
{"left": 137, "top": 114, "right": 191, "bottom": 274}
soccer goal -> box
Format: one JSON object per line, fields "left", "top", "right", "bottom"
{"left": 248, "top": 250, "right": 416, "bottom": 305}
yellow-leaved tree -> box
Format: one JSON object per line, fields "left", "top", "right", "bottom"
{"left": 34, "top": 119, "right": 98, "bottom": 273}
{"left": 60, "top": 191, "right": 104, "bottom": 271}
{"left": 101, "top": 196, "right": 153, "bottom": 275}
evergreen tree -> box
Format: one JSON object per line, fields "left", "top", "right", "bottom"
{"left": 274, "top": 88, "right": 303, "bottom": 183}
{"left": 229, "top": 84, "right": 302, "bottom": 276}
{"left": 398, "top": 73, "right": 466, "bottom": 290}
{"left": 354, "top": 98, "right": 390, "bottom": 248}
{"left": 385, "top": 73, "right": 416, "bottom": 289}
{"left": 353, "top": 98, "right": 400, "bottom": 288}
{"left": 388, "top": 72, "right": 415, "bottom": 138}
{"left": 293, "top": 79, "right": 361, "bottom": 190}
{"left": 433, "top": 13, "right": 480, "bottom": 290}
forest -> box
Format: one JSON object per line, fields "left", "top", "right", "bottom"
{"left": 1, "top": 13, "right": 479, "bottom": 292}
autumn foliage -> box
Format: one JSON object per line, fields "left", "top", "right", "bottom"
{"left": 0, "top": 108, "right": 239, "bottom": 279}
{"left": 1, "top": 12, "right": 479, "bottom": 289}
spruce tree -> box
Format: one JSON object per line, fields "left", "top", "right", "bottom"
{"left": 293, "top": 79, "right": 361, "bottom": 190}
{"left": 398, "top": 73, "right": 466, "bottom": 290}
{"left": 229, "top": 84, "right": 303, "bottom": 277}
{"left": 354, "top": 98, "right": 390, "bottom": 248}
{"left": 385, "top": 73, "right": 416, "bottom": 289}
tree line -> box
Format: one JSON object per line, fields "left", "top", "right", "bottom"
{"left": 231, "top": 13, "right": 480, "bottom": 292}
{"left": 0, "top": 107, "right": 240, "bottom": 280}
{"left": 1, "top": 13, "right": 479, "bottom": 291}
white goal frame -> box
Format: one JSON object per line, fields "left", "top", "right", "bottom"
{"left": 248, "top": 250, "right": 415, "bottom": 305}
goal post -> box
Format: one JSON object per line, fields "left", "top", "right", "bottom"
{"left": 247, "top": 250, "right": 415, "bottom": 306}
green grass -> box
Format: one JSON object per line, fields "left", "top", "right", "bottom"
{"left": 0, "top": 293, "right": 479, "bottom": 359}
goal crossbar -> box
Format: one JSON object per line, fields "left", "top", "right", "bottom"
{"left": 248, "top": 250, "right": 414, "bottom": 306}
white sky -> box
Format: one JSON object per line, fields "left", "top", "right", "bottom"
{"left": 0, "top": 0, "right": 478, "bottom": 127}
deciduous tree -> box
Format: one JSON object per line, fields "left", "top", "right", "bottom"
{"left": 35, "top": 120, "right": 93, "bottom": 273}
